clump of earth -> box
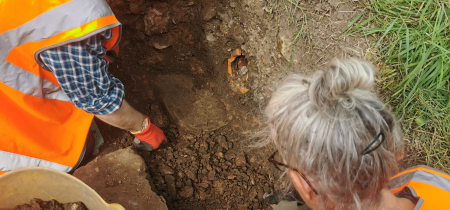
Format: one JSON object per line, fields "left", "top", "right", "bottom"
{"left": 91, "top": 0, "right": 370, "bottom": 209}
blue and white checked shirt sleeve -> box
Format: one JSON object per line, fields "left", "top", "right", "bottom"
{"left": 39, "top": 29, "right": 125, "bottom": 115}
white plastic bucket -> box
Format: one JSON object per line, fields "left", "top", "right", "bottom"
{"left": 0, "top": 167, "right": 125, "bottom": 210}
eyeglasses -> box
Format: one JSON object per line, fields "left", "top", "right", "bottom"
{"left": 268, "top": 150, "right": 319, "bottom": 195}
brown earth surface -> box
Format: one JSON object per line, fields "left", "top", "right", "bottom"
{"left": 87, "top": 0, "right": 370, "bottom": 209}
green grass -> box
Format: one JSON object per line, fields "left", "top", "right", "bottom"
{"left": 352, "top": 0, "right": 450, "bottom": 171}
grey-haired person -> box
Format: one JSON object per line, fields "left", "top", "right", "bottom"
{"left": 264, "top": 59, "right": 450, "bottom": 210}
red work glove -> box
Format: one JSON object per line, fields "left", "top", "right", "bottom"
{"left": 132, "top": 116, "right": 167, "bottom": 151}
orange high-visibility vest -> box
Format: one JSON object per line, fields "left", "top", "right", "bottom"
{"left": 0, "top": 0, "right": 121, "bottom": 175}
{"left": 390, "top": 165, "right": 450, "bottom": 209}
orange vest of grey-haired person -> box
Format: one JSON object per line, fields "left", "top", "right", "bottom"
{"left": 388, "top": 165, "right": 450, "bottom": 209}
{"left": 273, "top": 166, "right": 450, "bottom": 210}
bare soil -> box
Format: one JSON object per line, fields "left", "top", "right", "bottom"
{"left": 93, "top": 0, "right": 370, "bottom": 209}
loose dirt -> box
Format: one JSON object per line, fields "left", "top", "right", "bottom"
{"left": 14, "top": 199, "right": 88, "bottom": 210}
{"left": 93, "top": 0, "right": 370, "bottom": 209}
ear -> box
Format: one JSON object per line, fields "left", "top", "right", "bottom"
{"left": 289, "top": 171, "right": 319, "bottom": 209}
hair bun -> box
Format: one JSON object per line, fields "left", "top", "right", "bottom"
{"left": 308, "top": 59, "right": 377, "bottom": 109}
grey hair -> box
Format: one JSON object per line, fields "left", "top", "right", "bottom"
{"left": 264, "top": 59, "right": 404, "bottom": 210}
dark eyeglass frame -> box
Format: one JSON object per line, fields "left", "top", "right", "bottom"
{"left": 267, "top": 132, "right": 384, "bottom": 196}
{"left": 268, "top": 150, "right": 319, "bottom": 195}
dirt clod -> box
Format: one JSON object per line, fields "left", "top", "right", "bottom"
{"left": 235, "top": 153, "right": 247, "bottom": 167}
{"left": 165, "top": 175, "right": 177, "bottom": 197}
{"left": 179, "top": 186, "right": 195, "bottom": 198}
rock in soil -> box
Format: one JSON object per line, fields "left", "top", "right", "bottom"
{"left": 72, "top": 147, "right": 167, "bottom": 210}
{"left": 155, "top": 74, "right": 230, "bottom": 135}
{"left": 144, "top": 2, "right": 171, "bottom": 35}
{"left": 160, "top": 166, "right": 175, "bottom": 175}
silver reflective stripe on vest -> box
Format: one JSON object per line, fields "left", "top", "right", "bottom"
{"left": 0, "top": 0, "right": 117, "bottom": 100}
{"left": 389, "top": 171, "right": 414, "bottom": 189}
{"left": 0, "top": 0, "right": 115, "bottom": 52}
{"left": 0, "top": 62, "right": 70, "bottom": 100}
{"left": 389, "top": 165, "right": 450, "bottom": 192}
{"left": 413, "top": 170, "right": 450, "bottom": 191}
{"left": 407, "top": 187, "right": 424, "bottom": 210}
{"left": 0, "top": 150, "right": 72, "bottom": 173}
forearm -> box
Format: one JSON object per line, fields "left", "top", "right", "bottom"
{"left": 95, "top": 100, "right": 145, "bottom": 132}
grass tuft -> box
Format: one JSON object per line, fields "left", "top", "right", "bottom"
{"left": 355, "top": 0, "right": 450, "bottom": 171}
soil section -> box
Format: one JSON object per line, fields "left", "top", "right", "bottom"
{"left": 89, "top": 0, "right": 370, "bottom": 209}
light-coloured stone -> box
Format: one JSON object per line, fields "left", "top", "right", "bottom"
{"left": 155, "top": 75, "right": 230, "bottom": 135}
{"left": 73, "top": 147, "right": 168, "bottom": 210}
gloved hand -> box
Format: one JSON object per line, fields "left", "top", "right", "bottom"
{"left": 132, "top": 116, "right": 167, "bottom": 151}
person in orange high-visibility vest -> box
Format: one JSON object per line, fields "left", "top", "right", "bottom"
{"left": 261, "top": 58, "right": 450, "bottom": 210}
{"left": 0, "top": 0, "right": 166, "bottom": 175}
